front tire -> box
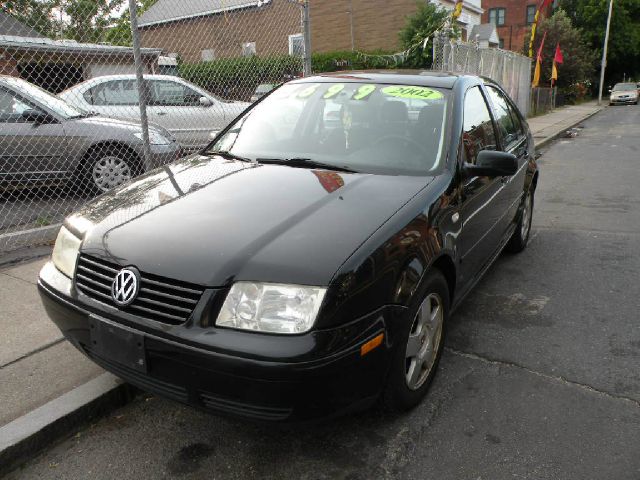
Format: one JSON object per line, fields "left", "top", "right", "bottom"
{"left": 382, "top": 270, "right": 449, "bottom": 412}
{"left": 505, "top": 188, "right": 533, "bottom": 253}
{"left": 79, "top": 145, "right": 139, "bottom": 196}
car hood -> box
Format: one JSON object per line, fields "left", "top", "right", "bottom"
{"left": 68, "top": 114, "right": 145, "bottom": 131}
{"left": 73, "top": 155, "right": 432, "bottom": 287}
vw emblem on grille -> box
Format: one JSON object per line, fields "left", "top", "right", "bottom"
{"left": 111, "top": 267, "right": 140, "bottom": 306}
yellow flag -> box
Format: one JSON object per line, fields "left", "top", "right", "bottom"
{"left": 529, "top": 17, "right": 538, "bottom": 58}
{"left": 532, "top": 59, "right": 541, "bottom": 87}
{"left": 551, "top": 62, "right": 558, "bottom": 81}
{"left": 452, "top": 0, "right": 463, "bottom": 19}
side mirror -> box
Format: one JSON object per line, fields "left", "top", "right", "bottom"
{"left": 22, "top": 109, "right": 55, "bottom": 125}
{"left": 464, "top": 150, "right": 518, "bottom": 178}
{"left": 199, "top": 96, "right": 212, "bottom": 107}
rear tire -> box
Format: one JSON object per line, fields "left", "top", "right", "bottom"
{"left": 382, "top": 270, "right": 449, "bottom": 412}
{"left": 505, "top": 188, "right": 533, "bottom": 253}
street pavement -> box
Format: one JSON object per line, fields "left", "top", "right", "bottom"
{"left": 5, "top": 103, "right": 640, "bottom": 479}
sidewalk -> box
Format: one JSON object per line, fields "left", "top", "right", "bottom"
{"left": 0, "top": 99, "right": 605, "bottom": 474}
{"left": 527, "top": 100, "right": 602, "bottom": 149}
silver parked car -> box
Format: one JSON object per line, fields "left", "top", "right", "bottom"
{"left": 609, "top": 82, "right": 639, "bottom": 105}
{"left": 0, "top": 75, "right": 181, "bottom": 193}
{"left": 59, "top": 75, "right": 249, "bottom": 151}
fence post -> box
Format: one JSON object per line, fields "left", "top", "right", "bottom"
{"left": 302, "top": 0, "right": 312, "bottom": 76}
{"left": 129, "top": 0, "right": 152, "bottom": 171}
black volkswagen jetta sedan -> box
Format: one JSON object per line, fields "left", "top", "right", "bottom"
{"left": 39, "top": 71, "right": 538, "bottom": 421}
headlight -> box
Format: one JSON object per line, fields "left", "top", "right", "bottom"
{"left": 217, "top": 282, "right": 327, "bottom": 334}
{"left": 134, "top": 130, "right": 172, "bottom": 145}
{"left": 52, "top": 226, "right": 81, "bottom": 278}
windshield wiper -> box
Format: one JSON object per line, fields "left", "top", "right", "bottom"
{"left": 212, "top": 150, "right": 255, "bottom": 163}
{"left": 255, "top": 157, "right": 357, "bottom": 173}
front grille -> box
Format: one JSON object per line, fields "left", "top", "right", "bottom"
{"left": 75, "top": 254, "right": 204, "bottom": 325}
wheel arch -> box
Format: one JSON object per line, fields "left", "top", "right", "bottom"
{"left": 77, "top": 141, "right": 143, "bottom": 177}
{"left": 429, "top": 254, "right": 456, "bottom": 306}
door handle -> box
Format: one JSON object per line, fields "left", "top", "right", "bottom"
{"left": 157, "top": 111, "right": 167, "bottom": 116}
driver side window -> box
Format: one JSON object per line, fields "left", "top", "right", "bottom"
{"left": 0, "top": 88, "right": 38, "bottom": 123}
{"left": 462, "top": 86, "right": 498, "bottom": 164}
{"left": 151, "top": 80, "right": 202, "bottom": 106}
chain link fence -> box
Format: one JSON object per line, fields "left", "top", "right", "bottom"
{"left": 530, "top": 87, "right": 556, "bottom": 116}
{"left": 432, "top": 36, "right": 532, "bottom": 117}
{"left": 1, "top": 0, "right": 307, "bottom": 253}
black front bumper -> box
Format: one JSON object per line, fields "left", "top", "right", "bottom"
{"left": 38, "top": 267, "right": 402, "bottom": 422}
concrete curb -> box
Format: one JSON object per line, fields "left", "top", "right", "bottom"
{"left": 0, "top": 224, "right": 59, "bottom": 258}
{"left": 0, "top": 372, "right": 136, "bottom": 476}
{"left": 533, "top": 106, "right": 604, "bottom": 150}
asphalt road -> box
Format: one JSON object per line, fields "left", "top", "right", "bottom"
{"left": 7, "top": 104, "right": 640, "bottom": 479}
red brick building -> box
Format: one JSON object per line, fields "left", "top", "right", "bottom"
{"left": 481, "top": 0, "right": 554, "bottom": 53}
{"left": 137, "top": 0, "right": 484, "bottom": 62}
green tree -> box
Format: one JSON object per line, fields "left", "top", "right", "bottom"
{"left": 558, "top": 0, "right": 640, "bottom": 84}
{"left": 105, "top": 0, "right": 157, "bottom": 46}
{"left": 530, "top": 10, "right": 596, "bottom": 94}
{"left": 1, "top": 0, "right": 61, "bottom": 37}
{"left": 399, "top": 2, "right": 456, "bottom": 68}
{"left": 61, "top": 0, "right": 124, "bottom": 43}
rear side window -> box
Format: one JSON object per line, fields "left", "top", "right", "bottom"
{"left": 88, "top": 80, "right": 139, "bottom": 106}
{"left": 462, "top": 86, "right": 498, "bottom": 165}
{"left": 485, "top": 85, "right": 524, "bottom": 149}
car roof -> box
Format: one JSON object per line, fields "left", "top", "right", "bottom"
{"left": 289, "top": 70, "right": 480, "bottom": 89}
{"left": 77, "top": 74, "right": 183, "bottom": 81}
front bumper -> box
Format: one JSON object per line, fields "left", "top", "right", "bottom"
{"left": 610, "top": 96, "right": 637, "bottom": 104}
{"left": 147, "top": 142, "right": 184, "bottom": 168}
{"left": 38, "top": 263, "right": 402, "bottom": 422}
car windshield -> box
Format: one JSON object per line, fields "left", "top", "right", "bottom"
{"left": 256, "top": 84, "right": 274, "bottom": 93}
{"left": 2, "top": 77, "right": 84, "bottom": 119}
{"left": 208, "top": 82, "right": 449, "bottom": 175}
{"left": 613, "top": 83, "right": 637, "bottom": 91}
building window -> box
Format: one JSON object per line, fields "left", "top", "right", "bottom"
{"left": 488, "top": 8, "right": 505, "bottom": 26}
{"left": 242, "top": 42, "right": 256, "bottom": 57}
{"left": 201, "top": 49, "right": 215, "bottom": 62}
{"left": 526, "top": 5, "right": 536, "bottom": 25}
{"left": 288, "top": 33, "right": 304, "bottom": 56}
{"left": 499, "top": 38, "right": 504, "bottom": 49}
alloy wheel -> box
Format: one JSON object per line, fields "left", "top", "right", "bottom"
{"left": 405, "top": 293, "right": 444, "bottom": 390}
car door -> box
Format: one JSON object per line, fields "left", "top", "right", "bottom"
{"left": 83, "top": 79, "right": 141, "bottom": 123}
{"left": 457, "top": 85, "right": 505, "bottom": 285}
{"left": 148, "top": 79, "right": 226, "bottom": 150}
{"left": 484, "top": 85, "right": 530, "bottom": 239}
{"left": 0, "top": 86, "right": 69, "bottom": 186}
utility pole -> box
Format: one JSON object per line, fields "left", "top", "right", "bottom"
{"left": 302, "top": 0, "right": 312, "bottom": 76}
{"left": 597, "top": 0, "right": 614, "bottom": 106}
{"left": 129, "top": 0, "right": 152, "bottom": 170}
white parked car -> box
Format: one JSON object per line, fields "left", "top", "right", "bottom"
{"left": 59, "top": 75, "right": 249, "bottom": 151}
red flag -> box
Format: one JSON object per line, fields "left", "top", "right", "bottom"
{"left": 536, "top": 31, "right": 547, "bottom": 62}
{"left": 539, "top": 0, "right": 553, "bottom": 9}
{"left": 554, "top": 44, "right": 564, "bottom": 64}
